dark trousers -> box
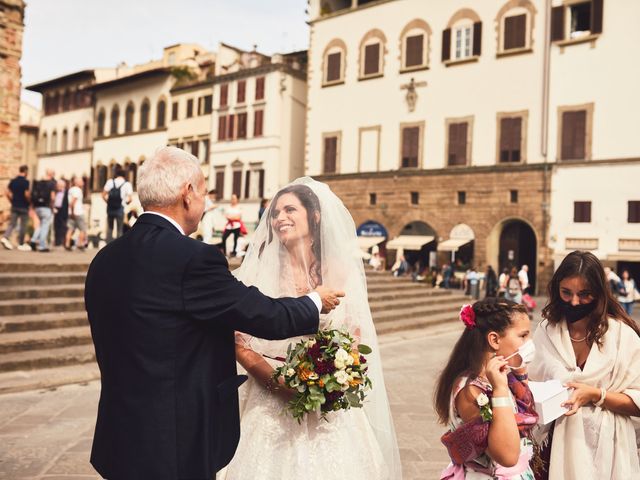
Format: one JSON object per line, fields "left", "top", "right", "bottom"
{"left": 3, "top": 208, "right": 29, "bottom": 245}
{"left": 106, "top": 211, "right": 124, "bottom": 243}
{"left": 222, "top": 227, "right": 240, "bottom": 255}
{"left": 54, "top": 211, "right": 68, "bottom": 246}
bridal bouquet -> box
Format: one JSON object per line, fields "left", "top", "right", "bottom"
{"left": 272, "top": 329, "right": 373, "bottom": 422}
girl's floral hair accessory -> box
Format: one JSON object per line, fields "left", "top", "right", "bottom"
{"left": 459, "top": 304, "right": 476, "bottom": 329}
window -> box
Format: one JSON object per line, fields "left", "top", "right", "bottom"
{"left": 323, "top": 135, "right": 339, "bottom": 173}
{"left": 458, "top": 191, "right": 466, "bottom": 205}
{"left": 499, "top": 117, "right": 522, "bottom": 163}
{"left": 189, "top": 140, "right": 199, "bottom": 158}
{"left": 219, "top": 84, "right": 228, "bottom": 107}
{"left": 227, "top": 114, "right": 235, "bottom": 139}
{"left": 401, "top": 126, "right": 420, "bottom": 168}
{"left": 83, "top": 124, "right": 91, "bottom": 148}
{"left": 172, "top": 102, "right": 179, "bottom": 121}
{"left": 244, "top": 170, "right": 251, "bottom": 199}
{"left": 254, "top": 110, "right": 264, "bottom": 137}
{"left": 140, "top": 100, "right": 150, "bottom": 130}
{"left": 442, "top": 12, "right": 482, "bottom": 63}
{"left": 72, "top": 126, "right": 79, "bottom": 150}
{"left": 215, "top": 170, "right": 225, "bottom": 198}
{"left": 232, "top": 170, "right": 242, "bottom": 198}
{"left": 447, "top": 121, "right": 469, "bottom": 166}
{"left": 326, "top": 52, "right": 342, "bottom": 83}
{"left": 410, "top": 192, "right": 419, "bottom": 205}
{"left": 62, "top": 90, "right": 71, "bottom": 111}
{"left": 125, "top": 103, "right": 134, "bottom": 133}
{"left": 510, "top": 190, "right": 519, "bottom": 204}
{"left": 362, "top": 43, "right": 381, "bottom": 76}
{"left": 202, "top": 139, "right": 210, "bottom": 163}
{"left": 51, "top": 131, "right": 58, "bottom": 153}
{"left": 237, "top": 112, "right": 247, "bottom": 139}
{"left": 454, "top": 26, "right": 473, "bottom": 59}
{"left": 561, "top": 110, "right": 587, "bottom": 160}
{"left": 628, "top": 201, "right": 640, "bottom": 223}
{"left": 574, "top": 201, "right": 591, "bottom": 222}
{"left": 202, "top": 95, "right": 213, "bottom": 114}
{"left": 404, "top": 34, "right": 425, "bottom": 69}
{"left": 258, "top": 169, "right": 265, "bottom": 198}
{"left": 551, "top": 0, "right": 603, "bottom": 42}
{"left": 218, "top": 115, "right": 227, "bottom": 141}
{"left": 359, "top": 31, "right": 386, "bottom": 78}
{"left": 186, "top": 99, "right": 194, "bottom": 118}
{"left": 61, "top": 129, "right": 68, "bottom": 152}
{"left": 157, "top": 100, "right": 166, "bottom": 128}
{"left": 110, "top": 105, "right": 119, "bottom": 135}
{"left": 503, "top": 14, "right": 527, "bottom": 50}
{"left": 255, "top": 77, "right": 265, "bottom": 100}
{"left": 237, "top": 80, "right": 246, "bottom": 104}
{"left": 41, "top": 132, "right": 47, "bottom": 153}
{"left": 369, "top": 193, "right": 377, "bottom": 205}
{"left": 97, "top": 109, "right": 105, "bottom": 137}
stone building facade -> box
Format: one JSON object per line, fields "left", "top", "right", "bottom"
{"left": 0, "top": 0, "right": 25, "bottom": 228}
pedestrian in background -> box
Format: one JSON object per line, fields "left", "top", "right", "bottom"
{"left": 518, "top": 265, "right": 530, "bottom": 295}
{"left": 221, "top": 193, "right": 243, "bottom": 257}
{"left": 65, "top": 177, "right": 87, "bottom": 250}
{"left": 201, "top": 189, "right": 218, "bottom": 244}
{"left": 498, "top": 268, "right": 509, "bottom": 298}
{"left": 484, "top": 265, "right": 498, "bottom": 298}
{"left": 258, "top": 198, "right": 268, "bottom": 221}
{"left": 442, "top": 263, "right": 453, "bottom": 289}
{"left": 102, "top": 166, "right": 133, "bottom": 243}
{"left": 53, "top": 178, "right": 69, "bottom": 249}
{"left": 618, "top": 269, "right": 639, "bottom": 315}
{"left": 1, "top": 165, "right": 31, "bottom": 251}
{"left": 30, "top": 168, "right": 56, "bottom": 252}
{"left": 504, "top": 267, "right": 523, "bottom": 304}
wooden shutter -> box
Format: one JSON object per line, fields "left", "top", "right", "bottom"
{"left": 216, "top": 171, "right": 225, "bottom": 198}
{"left": 472, "top": 22, "right": 482, "bottom": 56}
{"left": 562, "top": 111, "right": 586, "bottom": 160}
{"left": 561, "top": 112, "right": 575, "bottom": 160}
{"left": 628, "top": 201, "right": 640, "bottom": 223}
{"left": 254, "top": 110, "right": 263, "bottom": 137}
{"left": 574, "top": 201, "right": 591, "bottom": 222}
{"left": 442, "top": 29, "right": 451, "bottom": 61}
{"left": 220, "top": 84, "right": 228, "bottom": 107}
{"left": 323, "top": 136, "right": 337, "bottom": 173}
{"left": 448, "top": 123, "right": 468, "bottom": 166}
{"left": 237, "top": 80, "right": 246, "bottom": 103}
{"left": 591, "top": 0, "right": 603, "bottom": 34}
{"left": 363, "top": 43, "right": 380, "bottom": 75}
{"left": 172, "top": 102, "right": 178, "bottom": 120}
{"left": 218, "top": 115, "right": 227, "bottom": 141}
{"left": 258, "top": 169, "right": 265, "bottom": 198}
{"left": 551, "top": 6, "right": 565, "bottom": 41}
{"left": 401, "top": 127, "right": 419, "bottom": 168}
{"left": 504, "top": 14, "right": 527, "bottom": 50}
{"left": 227, "top": 114, "right": 235, "bottom": 139}
{"left": 186, "top": 99, "right": 193, "bottom": 118}
{"left": 500, "top": 118, "right": 522, "bottom": 162}
{"left": 500, "top": 118, "right": 512, "bottom": 162}
{"left": 232, "top": 171, "right": 242, "bottom": 198}
{"left": 255, "top": 77, "right": 265, "bottom": 100}
{"left": 326, "top": 52, "right": 342, "bottom": 82}
{"left": 157, "top": 101, "right": 166, "bottom": 127}
{"left": 191, "top": 140, "right": 199, "bottom": 158}
{"left": 244, "top": 171, "right": 251, "bottom": 199}
{"left": 237, "top": 113, "right": 247, "bottom": 139}
{"left": 405, "top": 34, "right": 424, "bottom": 68}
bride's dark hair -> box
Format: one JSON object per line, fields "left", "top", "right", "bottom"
{"left": 261, "top": 184, "right": 323, "bottom": 287}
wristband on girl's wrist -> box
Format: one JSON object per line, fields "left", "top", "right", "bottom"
{"left": 594, "top": 387, "right": 607, "bottom": 407}
{"left": 513, "top": 372, "right": 528, "bottom": 381}
{"left": 491, "top": 396, "right": 513, "bottom": 408}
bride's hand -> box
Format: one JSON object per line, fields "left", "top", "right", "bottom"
{"left": 268, "top": 378, "right": 296, "bottom": 402}
{"left": 314, "top": 286, "right": 346, "bottom": 314}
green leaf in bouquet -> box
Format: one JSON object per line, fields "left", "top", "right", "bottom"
{"left": 357, "top": 344, "right": 372, "bottom": 355}
{"left": 346, "top": 392, "right": 361, "bottom": 407}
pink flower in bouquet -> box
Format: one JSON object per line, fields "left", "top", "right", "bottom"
{"left": 459, "top": 304, "right": 476, "bottom": 329}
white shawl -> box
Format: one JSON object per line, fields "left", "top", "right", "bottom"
{"left": 530, "top": 318, "right": 640, "bottom": 480}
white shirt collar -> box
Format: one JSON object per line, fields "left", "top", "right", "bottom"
{"left": 141, "top": 211, "right": 185, "bottom": 235}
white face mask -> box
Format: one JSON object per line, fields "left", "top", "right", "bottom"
{"left": 504, "top": 339, "right": 536, "bottom": 369}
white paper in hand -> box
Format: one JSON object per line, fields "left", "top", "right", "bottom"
{"left": 528, "top": 380, "right": 570, "bottom": 424}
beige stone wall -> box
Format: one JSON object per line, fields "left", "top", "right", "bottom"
{"left": 0, "top": 0, "right": 25, "bottom": 227}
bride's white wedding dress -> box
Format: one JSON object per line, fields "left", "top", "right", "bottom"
{"left": 223, "top": 178, "right": 402, "bottom": 479}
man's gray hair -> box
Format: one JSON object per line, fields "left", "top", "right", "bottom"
{"left": 138, "top": 146, "right": 202, "bottom": 208}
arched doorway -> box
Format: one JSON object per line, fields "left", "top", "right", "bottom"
{"left": 498, "top": 220, "right": 537, "bottom": 293}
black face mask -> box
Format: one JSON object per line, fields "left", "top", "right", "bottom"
{"left": 561, "top": 301, "right": 597, "bottom": 323}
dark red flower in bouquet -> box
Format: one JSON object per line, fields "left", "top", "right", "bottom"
{"left": 315, "top": 359, "right": 336, "bottom": 375}
{"left": 359, "top": 355, "right": 367, "bottom": 364}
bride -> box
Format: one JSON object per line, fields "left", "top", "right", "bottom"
{"left": 224, "top": 177, "right": 402, "bottom": 479}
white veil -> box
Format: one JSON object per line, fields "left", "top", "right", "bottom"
{"left": 233, "top": 177, "right": 402, "bottom": 478}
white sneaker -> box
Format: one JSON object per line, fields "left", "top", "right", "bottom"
{"left": 17, "top": 243, "right": 32, "bottom": 251}
{"left": 1, "top": 237, "right": 14, "bottom": 250}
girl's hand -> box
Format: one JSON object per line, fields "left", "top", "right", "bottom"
{"left": 485, "top": 355, "right": 510, "bottom": 391}
{"left": 562, "top": 382, "right": 600, "bottom": 416}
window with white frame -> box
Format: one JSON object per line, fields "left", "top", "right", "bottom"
{"left": 454, "top": 25, "right": 473, "bottom": 60}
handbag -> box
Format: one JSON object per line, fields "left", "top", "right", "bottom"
{"left": 440, "top": 416, "right": 490, "bottom": 465}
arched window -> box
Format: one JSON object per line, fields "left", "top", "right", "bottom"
{"left": 96, "top": 164, "right": 108, "bottom": 191}
{"left": 61, "top": 129, "right": 68, "bottom": 152}
{"left": 110, "top": 104, "right": 120, "bottom": 136}
{"left": 83, "top": 123, "right": 91, "bottom": 148}
{"left": 72, "top": 126, "right": 80, "bottom": 150}
{"left": 496, "top": 0, "right": 536, "bottom": 54}
{"left": 128, "top": 162, "right": 138, "bottom": 189}
{"left": 125, "top": 102, "right": 135, "bottom": 133}
{"left": 358, "top": 29, "right": 386, "bottom": 79}
{"left": 442, "top": 9, "right": 482, "bottom": 63}
{"left": 40, "top": 132, "right": 48, "bottom": 154}
{"left": 51, "top": 130, "right": 58, "bottom": 153}
{"left": 97, "top": 109, "right": 106, "bottom": 137}
{"left": 62, "top": 90, "right": 71, "bottom": 111}
{"left": 156, "top": 99, "right": 166, "bottom": 128}
{"left": 322, "top": 39, "right": 347, "bottom": 86}
{"left": 400, "top": 19, "right": 432, "bottom": 71}
{"left": 140, "top": 99, "right": 150, "bottom": 130}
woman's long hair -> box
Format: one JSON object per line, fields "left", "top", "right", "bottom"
{"left": 541, "top": 250, "right": 640, "bottom": 347}
{"left": 433, "top": 298, "right": 528, "bottom": 424}
{"left": 261, "top": 184, "right": 323, "bottom": 287}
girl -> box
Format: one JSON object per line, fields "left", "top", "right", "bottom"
{"left": 435, "top": 298, "right": 538, "bottom": 479}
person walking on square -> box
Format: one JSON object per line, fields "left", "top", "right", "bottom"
{"left": 504, "top": 267, "right": 523, "bottom": 304}
{"left": 485, "top": 265, "right": 498, "bottom": 298}
{"left": 201, "top": 189, "right": 219, "bottom": 244}
{"left": 102, "top": 166, "right": 133, "bottom": 243}
{"left": 30, "top": 168, "right": 56, "bottom": 252}
{"left": 221, "top": 193, "right": 243, "bottom": 256}
{"left": 84, "top": 146, "right": 344, "bottom": 480}
{"left": 618, "top": 269, "right": 639, "bottom": 315}
{"left": 435, "top": 298, "right": 538, "bottom": 479}
{"left": 65, "top": 177, "right": 87, "bottom": 250}
{"left": 1, "top": 165, "right": 31, "bottom": 251}
{"left": 518, "top": 265, "right": 530, "bottom": 295}
{"left": 53, "top": 179, "right": 69, "bottom": 248}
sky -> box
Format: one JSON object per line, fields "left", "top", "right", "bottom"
{"left": 21, "top": 0, "right": 310, "bottom": 107}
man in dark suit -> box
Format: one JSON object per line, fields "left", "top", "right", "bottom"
{"left": 85, "top": 147, "right": 344, "bottom": 480}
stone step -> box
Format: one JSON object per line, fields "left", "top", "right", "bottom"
{"left": 0, "top": 262, "right": 89, "bottom": 273}
{"left": 0, "top": 285, "right": 85, "bottom": 301}
{"left": 0, "top": 362, "right": 100, "bottom": 395}
{"left": 0, "top": 272, "right": 86, "bottom": 287}
{"left": 0, "top": 344, "right": 96, "bottom": 373}
{"left": 0, "top": 297, "right": 85, "bottom": 316}
{"left": 368, "top": 288, "right": 455, "bottom": 302}
{"left": 369, "top": 295, "right": 465, "bottom": 313}
{"left": 375, "top": 311, "right": 458, "bottom": 335}
{"left": 367, "top": 283, "right": 437, "bottom": 295}
{"left": 0, "top": 311, "right": 88, "bottom": 333}
{"left": 0, "top": 326, "right": 93, "bottom": 354}
{"left": 372, "top": 301, "right": 465, "bottom": 324}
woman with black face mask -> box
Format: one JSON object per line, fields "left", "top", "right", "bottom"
{"left": 529, "top": 251, "right": 640, "bottom": 480}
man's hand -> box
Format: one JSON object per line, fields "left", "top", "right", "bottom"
{"left": 314, "top": 286, "right": 345, "bottom": 314}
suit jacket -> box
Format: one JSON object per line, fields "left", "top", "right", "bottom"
{"left": 85, "top": 213, "right": 319, "bottom": 480}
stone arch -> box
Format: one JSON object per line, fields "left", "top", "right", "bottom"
{"left": 447, "top": 8, "right": 482, "bottom": 28}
